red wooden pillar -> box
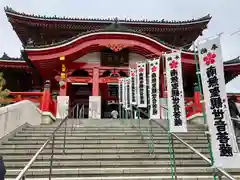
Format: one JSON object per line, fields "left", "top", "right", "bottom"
{"left": 194, "top": 83, "right": 202, "bottom": 113}
{"left": 92, "top": 68, "right": 99, "bottom": 96}
{"left": 40, "top": 80, "right": 51, "bottom": 112}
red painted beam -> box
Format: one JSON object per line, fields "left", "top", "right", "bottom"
{"left": 9, "top": 92, "right": 43, "bottom": 96}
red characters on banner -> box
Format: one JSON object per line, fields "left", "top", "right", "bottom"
{"left": 151, "top": 66, "right": 157, "bottom": 72}
{"left": 139, "top": 67, "right": 144, "bottom": 73}
{"left": 203, "top": 52, "right": 216, "bottom": 65}
{"left": 169, "top": 60, "right": 178, "bottom": 69}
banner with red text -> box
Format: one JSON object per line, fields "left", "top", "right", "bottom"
{"left": 118, "top": 78, "right": 123, "bottom": 105}
{"left": 136, "top": 62, "right": 147, "bottom": 108}
{"left": 129, "top": 68, "right": 137, "bottom": 105}
{"left": 198, "top": 36, "right": 240, "bottom": 168}
{"left": 165, "top": 52, "right": 187, "bottom": 132}
{"left": 125, "top": 77, "right": 131, "bottom": 110}
{"left": 148, "top": 58, "right": 160, "bottom": 119}
{"left": 122, "top": 78, "right": 126, "bottom": 108}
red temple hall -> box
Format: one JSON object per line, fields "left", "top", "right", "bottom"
{"left": 1, "top": 7, "right": 240, "bottom": 119}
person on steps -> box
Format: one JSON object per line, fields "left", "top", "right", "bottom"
{"left": 111, "top": 109, "right": 118, "bottom": 119}
{"left": 0, "top": 155, "right": 6, "bottom": 180}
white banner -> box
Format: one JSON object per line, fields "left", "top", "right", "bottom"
{"left": 125, "top": 77, "right": 131, "bottom": 110}
{"left": 129, "top": 68, "right": 137, "bottom": 105}
{"left": 198, "top": 36, "right": 240, "bottom": 168}
{"left": 56, "top": 96, "right": 69, "bottom": 119}
{"left": 136, "top": 62, "right": 147, "bottom": 108}
{"left": 148, "top": 58, "right": 161, "bottom": 119}
{"left": 118, "top": 78, "right": 123, "bottom": 104}
{"left": 165, "top": 52, "right": 187, "bottom": 132}
{"left": 122, "top": 78, "right": 126, "bottom": 108}
{"left": 89, "top": 96, "right": 101, "bottom": 119}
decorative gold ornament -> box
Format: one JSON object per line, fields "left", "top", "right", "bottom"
{"left": 61, "top": 73, "right": 66, "bottom": 79}
{"left": 62, "top": 64, "right": 66, "bottom": 72}
{"left": 59, "top": 56, "right": 65, "bottom": 61}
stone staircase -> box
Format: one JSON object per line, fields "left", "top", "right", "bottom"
{"left": 0, "top": 119, "right": 240, "bottom": 179}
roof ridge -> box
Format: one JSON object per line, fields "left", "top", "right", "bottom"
{"left": 4, "top": 6, "right": 211, "bottom": 24}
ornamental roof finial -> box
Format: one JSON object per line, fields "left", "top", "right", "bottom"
{"left": 114, "top": 17, "right": 118, "bottom": 24}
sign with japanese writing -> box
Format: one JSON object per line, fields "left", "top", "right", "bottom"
{"left": 56, "top": 96, "right": 69, "bottom": 119}
{"left": 198, "top": 36, "right": 240, "bottom": 168}
{"left": 122, "top": 78, "right": 126, "bottom": 108}
{"left": 118, "top": 78, "right": 123, "bottom": 104}
{"left": 129, "top": 68, "right": 137, "bottom": 105}
{"left": 89, "top": 96, "right": 101, "bottom": 119}
{"left": 125, "top": 77, "right": 131, "bottom": 110}
{"left": 136, "top": 62, "right": 147, "bottom": 108}
{"left": 165, "top": 52, "right": 187, "bottom": 132}
{"left": 148, "top": 58, "right": 161, "bottom": 119}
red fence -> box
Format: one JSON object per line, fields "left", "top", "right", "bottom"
{"left": 5, "top": 91, "right": 56, "bottom": 116}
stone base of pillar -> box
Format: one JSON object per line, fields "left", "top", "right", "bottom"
{"left": 41, "top": 112, "right": 56, "bottom": 124}
{"left": 186, "top": 113, "right": 204, "bottom": 125}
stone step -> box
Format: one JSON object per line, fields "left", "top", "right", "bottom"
{"left": 17, "top": 131, "right": 206, "bottom": 137}
{"left": 11, "top": 136, "right": 208, "bottom": 140}
{"left": 15, "top": 132, "right": 208, "bottom": 137}
{"left": 19, "top": 130, "right": 206, "bottom": 135}
{"left": 2, "top": 154, "right": 211, "bottom": 161}
{"left": 5, "top": 176, "right": 240, "bottom": 180}
{"left": 4, "top": 159, "right": 209, "bottom": 169}
{"left": 3, "top": 139, "right": 209, "bottom": 145}
{"left": 0, "top": 148, "right": 210, "bottom": 155}
{"left": 25, "top": 126, "right": 205, "bottom": 130}
{"left": 0, "top": 143, "right": 209, "bottom": 149}
{"left": 5, "top": 167, "right": 239, "bottom": 178}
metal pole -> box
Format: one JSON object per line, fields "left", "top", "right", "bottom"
{"left": 49, "top": 135, "right": 55, "bottom": 180}
{"left": 171, "top": 134, "right": 178, "bottom": 180}
{"left": 63, "top": 120, "right": 67, "bottom": 154}
{"left": 76, "top": 104, "right": 79, "bottom": 119}
{"left": 119, "top": 104, "right": 121, "bottom": 119}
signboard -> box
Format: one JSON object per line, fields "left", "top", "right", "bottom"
{"left": 136, "top": 62, "right": 147, "bottom": 108}
{"left": 56, "top": 96, "right": 69, "bottom": 119}
{"left": 89, "top": 96, "right": 101, "bottom": 119}
{"left": 198, "top": 36, "right": 240, "bottom": 168}
{"left": 122, "top": 78, "right": 126, "bottom": 108}
{"left": 165, "top": 52, "right": 187, "bottom": 132}
{"left": 125, "top": 77, "right": 131, "bottom": 110}
{"left": 129, "top": 68, "right": 137, "bottom": 105}
{"left": 118, "top": 78, "right": 123, "bottom": 104}
{"left": 108, "top": 84, "right": 118, "bottom": 97}
{"left": 148, "top": 58, "right": 161, "bottom": 119}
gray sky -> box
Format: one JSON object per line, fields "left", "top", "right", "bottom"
{"left": 0, "top": 0, "right": 240, "bottom": 92}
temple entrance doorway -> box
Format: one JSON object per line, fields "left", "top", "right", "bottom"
{"left": 68, "top": 69, "right": 91, "bottom": 118}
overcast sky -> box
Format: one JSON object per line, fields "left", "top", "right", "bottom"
{"left": 0, "top": 0, "right": 240, "bottom": 92}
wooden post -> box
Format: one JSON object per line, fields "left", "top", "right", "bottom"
{"left": 194, "top": 83, "right": 202, "bottom": 113}
{"left": 40, "top": 80, "right": 51, "bottom": 112}
{"left": 92, "top": 68, "right": 99, "bottom": 96}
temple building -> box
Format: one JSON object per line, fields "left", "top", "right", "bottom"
{"left": 1, "top": 7, "right": 240, "bottom": 118}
